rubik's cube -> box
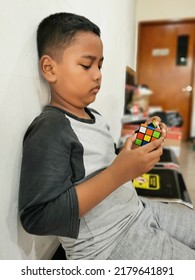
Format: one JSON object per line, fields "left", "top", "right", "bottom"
{"left": 134, "top": 120, "right": 161, "bottom": 146}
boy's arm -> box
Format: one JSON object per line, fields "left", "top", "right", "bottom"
{"left": 19, "top": 115, "right": 80, "bottom": 238}
{"left": 76, "top": 135, "right": 163, "bottom": 216}
{"left": 76, "top": 115, "right": 166, "bottom": 217}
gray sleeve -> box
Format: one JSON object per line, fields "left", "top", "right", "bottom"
{"left": 19, "top": 112, "right": 83, "bottom": 238}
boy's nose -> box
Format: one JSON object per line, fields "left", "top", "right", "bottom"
{"left": 92, "top": 68, "right": 102, "bottom": 81}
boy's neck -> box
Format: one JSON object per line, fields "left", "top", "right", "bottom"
{"left": 50, "top": 101, "right": 91, "bottom": 120}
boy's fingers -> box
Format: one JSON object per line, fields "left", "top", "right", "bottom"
{"left": 146, "top": 115, "right": 161, "bottom": 126}
{"left": 141, "top": 137, "right": 163, "bottom": 152}
{"left": 124, "top": 134, "right": 137, "bottom": 150}
{"left": 160, "top": 122, "right": 167, "bottom": 138}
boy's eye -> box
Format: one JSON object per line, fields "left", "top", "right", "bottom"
{"left": 80, "top": 64, "right": 103, "bottom": 70}
{"left": 81, "top": 64, "right": 91, "bottom": 70}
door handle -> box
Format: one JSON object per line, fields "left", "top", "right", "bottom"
{"left": 182, "top": 85, "right": 192, "bottom": 92}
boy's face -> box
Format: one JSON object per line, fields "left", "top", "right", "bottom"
{"left": 43, "top": 32, "right": 103, "bottom": 116}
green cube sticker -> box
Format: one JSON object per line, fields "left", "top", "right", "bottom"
{"left": 153, "top": 130, "right": 161, "bottom": 138}
{"left": 135, "top": 138, "right": 142, "bottom": 146}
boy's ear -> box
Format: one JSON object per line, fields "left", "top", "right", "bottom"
{"left": 39, "top": 55, "right": 57, "bottom": 83}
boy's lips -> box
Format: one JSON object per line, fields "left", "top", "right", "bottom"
{"left": 91, "top": 85, "right": 100, "bottom": 94}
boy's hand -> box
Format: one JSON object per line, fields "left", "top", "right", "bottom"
{"left": 110, "top": 133, "right": 163, "bottom": 186}
{"left": 146, "top": 115, "right": 167, "bottom": 140}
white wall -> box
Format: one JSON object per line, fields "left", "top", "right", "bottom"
{"left": 136, "top": 0, "right": 195, "bottom": 21}
{"left": 0, "top": 0, "right": 136, "bottom": 259}
{"left": 135, "top": 0, "right": 195, "bottom": 137}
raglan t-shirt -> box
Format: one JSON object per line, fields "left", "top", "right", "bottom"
{"left": 19, "top": 105, "right": 143, "bottom": 260}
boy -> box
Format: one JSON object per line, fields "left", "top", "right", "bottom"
{"left": 19, "top": 12, "right": 195, "bottom": 259}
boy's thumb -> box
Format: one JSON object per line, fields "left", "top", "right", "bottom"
{"left": 124, "top": 134, "right": 136, "bottom": 150}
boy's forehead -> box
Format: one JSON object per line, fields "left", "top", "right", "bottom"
{"left": 64, "top": 32, "right": 103, "bottom": 56}
{"left": 73, "top": 31, "right": 102, "bottom": 46}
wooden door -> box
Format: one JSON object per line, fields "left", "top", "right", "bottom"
{"left": 137, "top": 20, "right": 195, "bottom": 140}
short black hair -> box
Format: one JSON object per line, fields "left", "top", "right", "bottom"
{"left": 37, "top": 12, "right": 101, "bottom": 59}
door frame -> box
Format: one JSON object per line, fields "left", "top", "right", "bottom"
{"left": 136, "top": 18, "right": 195, "bottom": 139}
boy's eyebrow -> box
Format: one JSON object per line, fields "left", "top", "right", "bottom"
{"left": 81, "top": 55, "right": 104, "bottom": 62}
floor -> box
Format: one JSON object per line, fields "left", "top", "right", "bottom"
{"left": 178, "top": 141, "right": 195, "bottom": 208}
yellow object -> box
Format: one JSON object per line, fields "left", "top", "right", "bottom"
{"left": 133, "top": 174, "right": 160, "bottom": 190}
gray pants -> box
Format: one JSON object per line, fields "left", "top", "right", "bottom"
{"left": 108, "top": 198, "right": 195, "bottom": 259}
